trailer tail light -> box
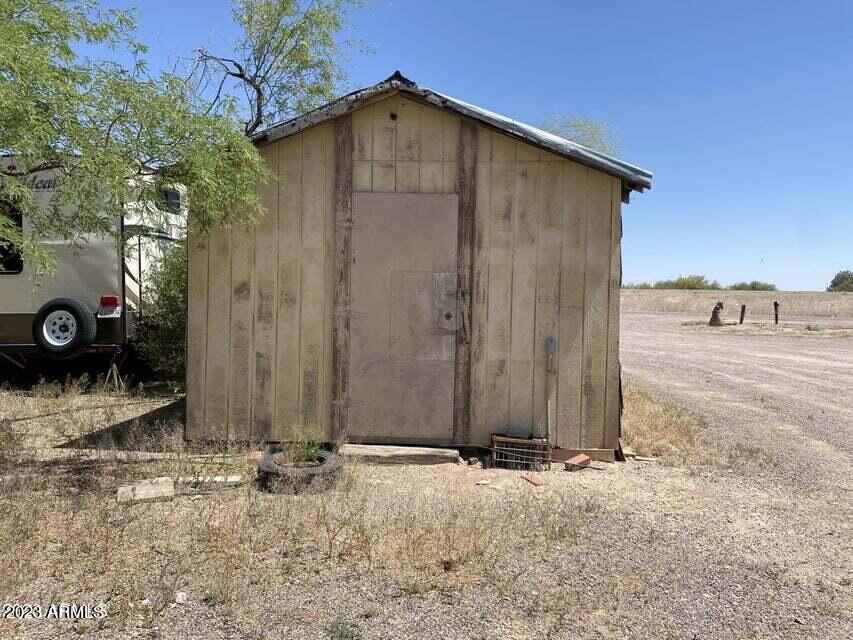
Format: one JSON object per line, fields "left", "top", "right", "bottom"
{"left": 97, "top": 294, "right": 122, "bottom": 318}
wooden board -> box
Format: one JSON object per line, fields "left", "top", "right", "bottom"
{"left": 331, "top": 116, "right": 353, "bottom": 442}
{"left": 299, "top": 125, "right": 328, "bottom": 429}
{"left": 533, "top": 161, "right": 563, "bottom": 439}
{"left": 484, "top": 135, "right": 515, "bottom": 437}
{"left": 185, "top": 222, "right": 208, "bottom": 439}
{"left": 580, "top": 170, "right": 613, "bottom": 448}
{"left": 453, "top": 119, "right": 477, "bottom": 444}
{"left": 252, "top": 143, "right": 278, "bottom": 442}
{"left": 604, "top": 177, "right": 622, "bottom": 448}
{"left": 339, "top": 444, "right": 461, "bottom": 465}
{"left": 508, "top": 160, "right": 539, "bottom": 434}
{"left": 556, "top": 163, "right": 587, "bottom": 449}
{"left": 469, "top": 126, "right": 492, "bottom": 445}
{"left": 275, "top": 134, "right": 303, "bottom": 439}
{"left": 228, "top": 222, "right": 254, "bottom": 437}
{"left": 204, "top": 227, "right": 231, "bottom": 440}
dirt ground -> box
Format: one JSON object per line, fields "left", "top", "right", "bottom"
{"left": 0, "top": 313, "right": 851, "bottom": 639}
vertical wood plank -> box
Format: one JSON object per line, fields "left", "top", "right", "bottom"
{"left": 274, "top": 134, "right": 302, "bottom": 439}
{"left": 395, "top": 97, "right": 421, "bottom": 161}
{"left": 469, "top": 128, "right": 491, "bottom": 445}
{"left": 185, "top": 221, "right": 208, "bottom": 439}
{"left": 556, "top": 162, "right": 587, "bottom": 449}
{"left": 580, "top": 169, "right": 613, "bottom": 448}
{"left": 352, "top": 104, "right": 373, "bottom": 161}
{"left": 204, "top": 227, "right": 232, "bottom": 440}
{"left": 252, "top": 143, "right": 279, "bottom": 441}
{"left": 299, "top": 125, "right": 328, "bottom": 429}
{"left": 508, "top": 160, "right": 539, "bottom": 434}
{"left": 484, "top": 134, "right": 516, "bottom": 435}
{"left": 228, "top": 222, "right": 254, "bottom": 440}
{"left": 604, "top": 177, "right": 622, "bottom": 449}
{"left": 321, "top": 123, "right": 336, "bottom": 441}
{"left": 372, "top": 98, "right": 396, "bottom": 192}
{"left": 533, "top": 161, "right": 563, "bottom": 438}
{"left": 332, "top": 115, "right": 353, "bottom": 442}
{"left": 453, "top": 119, "right": 477, "bottom": 444}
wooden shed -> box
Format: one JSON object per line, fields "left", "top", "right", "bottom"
{"left": 185, "top": 72, "right": 652, "bottom": 460}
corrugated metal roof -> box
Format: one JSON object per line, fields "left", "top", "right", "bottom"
{"left": 252, "top": 71, "right": 652, "bottom": 194}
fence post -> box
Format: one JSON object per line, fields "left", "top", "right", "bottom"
{"left": 739, "top": 304, "right": 746, "bottom": 325}
{"left": 773, "top": 301, "right": 779, "bottom": 325}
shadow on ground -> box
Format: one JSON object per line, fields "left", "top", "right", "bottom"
{"left": 57, "top": 397, "right": 185, "bottom": 451}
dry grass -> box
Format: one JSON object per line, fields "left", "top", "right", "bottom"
{"left": 622, "top": 382, "right": 778, "bottom": 472}
{"left": 0, "top": 379, "right": 608, "bottom": 637}
{"left": 621, "top": 384, "right": 702, "bottom": 464}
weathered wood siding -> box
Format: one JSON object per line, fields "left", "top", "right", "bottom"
{"left": 187, "top": 94, "right": 622, "bottom": 449}
{"left": 186, "top": 122, "right": 336, "bottom": 442}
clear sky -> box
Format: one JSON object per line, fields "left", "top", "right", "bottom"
{"left": 114, "top": 0, "right": 852, "bottom": 291}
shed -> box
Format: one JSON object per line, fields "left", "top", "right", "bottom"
{"left": 185, "top": 72, "right": 653, "bottom": 460}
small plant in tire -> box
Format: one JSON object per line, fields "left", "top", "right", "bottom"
{"left": 32, "top": 298, "right": 97, "bottom": 358}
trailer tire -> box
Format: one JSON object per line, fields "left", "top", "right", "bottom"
{"left": 32, "top": 298, "right": 97, "bottom": 359}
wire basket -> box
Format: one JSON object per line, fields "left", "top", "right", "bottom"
{"left": 491, "top": 434, "right": 551, "bottom": 470}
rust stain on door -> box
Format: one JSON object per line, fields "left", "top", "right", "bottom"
{"left": 349, "top": 193, "right": 459, "bottom": 442}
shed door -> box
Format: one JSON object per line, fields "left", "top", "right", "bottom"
{"left": 349, "top": 193, "right": 459, "bottom": 442}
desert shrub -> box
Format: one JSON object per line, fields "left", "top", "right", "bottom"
{"left": 137, "top": 241, "right": 186, "bottom": 386}
{"left": 728, "top": 280, "right": 777, "bottom": 291}
{"left": 652, "top": 275, "right": 721, "bottom": 290}
{"left": 827, "top": 270, "right": 853, "bottom": 292}
{"left": 622, "top": 282, "right": 653, "bottom": 289}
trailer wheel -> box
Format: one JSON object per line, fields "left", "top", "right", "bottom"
{"left": 32, "top": 298, "right": 97, "bottom": 359}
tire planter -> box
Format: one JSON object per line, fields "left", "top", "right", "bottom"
{"left": 257, "top": 449, "right": 342, "bottom": 490}
{"left": 32, "top": 298, "right": 97, "bottom": 359}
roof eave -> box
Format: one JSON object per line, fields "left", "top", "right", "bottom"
{"left": 252, "top": 72, "right": 652, "bottom": 193}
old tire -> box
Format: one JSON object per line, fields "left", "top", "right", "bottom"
{"left": 32, "top": 298, "right": 97, "bottom": 359}
{"left": 257, "top": 449, "right": 342, "bottom": 490}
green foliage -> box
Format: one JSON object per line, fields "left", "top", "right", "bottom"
{"left": 1, "top": 0, "right": 370, "bottom": 271}
{"left": 728, "top": 281, "right": 777, "bottom": 291}
{"left": 827, "top": 270, "right": 853, "bottom": 292}
{"left": 194, "top": 0, "right": 368, "bottom": 134}
{"left": 137, "top": 242, "right": 186, "bottom": 385}
{"left": 540, "top": 113, "right": 620, "bottom": 156}
{"left": 623, "top": 282, "right": 652, "bottom": 289}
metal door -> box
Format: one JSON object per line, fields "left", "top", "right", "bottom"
{"left": 349, "top": 193, "right": 459, "bottom": 442}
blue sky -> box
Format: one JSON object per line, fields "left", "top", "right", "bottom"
{"left": 115, "top": 0, "right": 851, "bottom": 290}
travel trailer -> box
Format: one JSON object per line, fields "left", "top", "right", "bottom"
{"left": 0, "top": 158, "right": 183, "bottom": 366}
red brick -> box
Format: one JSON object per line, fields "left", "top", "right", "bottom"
{"left": 565, "top": 454, "right": 591, "bottom": 471}
{"left": 520, "top": 472, "right": 545, "bottom": 486}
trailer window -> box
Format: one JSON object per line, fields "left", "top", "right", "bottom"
{"left": 0, "top": 206, "right": 23, "bottom": 275}
{"left": 159, "top": 188, "right": 181, "bottom": 214}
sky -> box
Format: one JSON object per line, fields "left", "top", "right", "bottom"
{"left": 108, "top": 0, "right": 852, "bottom": 291}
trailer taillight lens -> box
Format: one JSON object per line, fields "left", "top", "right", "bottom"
{"left": 100, "top": 295, "right": 120, "bottom": 306}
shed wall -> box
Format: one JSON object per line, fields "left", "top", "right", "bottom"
{"left": 187, "top": 94, "right": 622, "bottom": 449}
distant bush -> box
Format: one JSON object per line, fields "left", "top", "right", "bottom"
{"left": 623, "top": 276, "right": 778, "bottom": 291}
{"left": 828, "top": 270, "right": 853, "bottom": 292}
{"left": 652, "top": 275, "right": 722, "bottom": 290}
{"left": 728, "top": 281, "right": 777, "bottom": 291}
{"left": 137, "top": 242, "right": 186, "bottom": 387}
